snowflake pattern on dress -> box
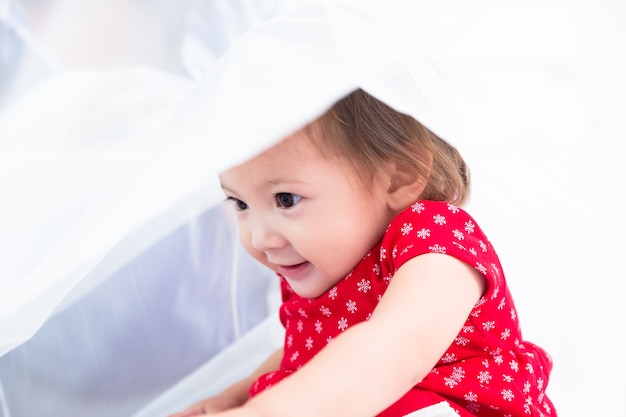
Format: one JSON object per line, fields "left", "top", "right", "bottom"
{"left": 249, "top": 200, "right": 555, "bottom": 417}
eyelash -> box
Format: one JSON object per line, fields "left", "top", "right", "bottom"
{"left": 225, "top": 193, "right": 302, "bottom": 211}
{"left": 226, "top": 197, "right": 248, "bottom": 211}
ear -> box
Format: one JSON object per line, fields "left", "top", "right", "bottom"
{"left": 384, "top": 161, "right": 428, "bottom": 211}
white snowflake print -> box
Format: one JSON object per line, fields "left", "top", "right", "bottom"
{"left": 452, "top": 241, "right": 466, "bottom": 251}
{"left": 498, "top": 298, "right": 506, "bottom": 310}
{"left": 383, "top": 273, "right": 392, "bottom": 285}
{"left": 447, "top": 203, "right": 460, "bottom": 213}
{"left": 491, "top": 286, "right": 500, "bottom": 300}
{"left": 401, "top": 222, "right": 413, "bottom": 235}
{"left": 469, "top": 247, "right": 477, "bottom": 256}
{"left": 479, "top": 240, "right": 487, "bottom": 252}
{"left": 416, "top": 228, "right": 431, "bottom": 239}
{"left": 338, "top": 317, "right": 349, "bottom": 331}
{"left": 477, "top": 370, "right": 492, "bottom": 384}
{"left": 453, "top": 229, "right": 465, "bottom": 240}
{"left": 476, "top": 262, "right": 488, "bottom": 275}
{"left": 455, "top": 336, "right": 470, "bottom": 346}
{"left": 434, "top": 214, "right": 447, "bottom": 225}
{"left": 511, "top": 308, "right": 517, "bottom": 321}
{"left": 451, "top": 367, "right": 465, "bottom": 380}
{"left": 372, "top": 264, "right": 381, "bottom": 276}
{"left": 399, "top": 244, "right": 414, "bottom": 256}
{"left": 503, "top": 374, "right": 514, "bottom": 383}
{"left": 482, "top": 359, "right": 490, "bottom": 368}
{"left": 429, "top": 244, "right": 447, "bottom": 254}
{"left": 326, "top": 336, "right": 334, "bottom": 344}
{"left": 411, "top": 202, "right": 425, "bottom": 213}
{"left": 380, "top": 247, "right": 387, "bottom": 261}
{"left": 523, "top": 381, "right": 531, "bottom": 394}
{"left": 315, "top": 320, "right": 323, "bottom": 334}
{"left": 537, "top": 377, "right": 544, "bottom": 390}
{"left": 467, "top": 401, "right": 480, "bottom": 414}
{"left": 509, "top": 359, "right": 519, "bottom": 372}
{"left": 290, "top": 351, "right": 299, "bottom": 362}
{"left": 305, "top": 337, "right": 313, "bottom": 350}
{"left": 474, "top": 297, "right": 486, "bottom": 308}
{"left": 482, "top": 321, "right": 495, "bottom": 331}
{"left": 501, "top": 328, "right": 511, "bottom": 340}
{"left": 441, "top": 353, "right": 456, "bottom": 363}
{"left": 489, "top": 347, "right": 502, "bottom": 357}
{"left": 328, "top": 287, "right": 338, "bottom": 300}
{"left": 357, "top": 278, "right": 371, "bottom": 293}
{"left": 346, "top": 299, "right": 357, "bottom": 314}
{"left": 298, "top": 308, "right": 308, "bottom": 318}
{"left": 443, "top": 376, "right": 458, "bottom": 388}
{"left": 319, "top": 305, "right": 332, "bottom": 317}
{"left": 464, "top": 220, "right": 475, "bottom": 233}
{"left": 543, "top": 400, "right": 552, "bottom": 415}
{"left": 444, "top": 366, "right": 465, "bottom": 388}
{"left": 287, "top": 334, "right": 293, "bottom": 348}
{"left": 462, "top": 325, "right": 475, "bottom": 334}
{"left": 501, "top": 389, "right": 515, "bottom": 402}
{"left": 297, "top": 320, "right": 303, "bottom": 333}
{"left": 392, "top": 246, "right": 398, "bottom": 258}
{"left": 464, "top": 391, "right": 478, "bottom": 402}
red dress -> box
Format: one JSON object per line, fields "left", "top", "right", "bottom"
{"left": 249, "top": 200, "right": 556, "bottom": 416}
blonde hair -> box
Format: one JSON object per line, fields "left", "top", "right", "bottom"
{"left": 306, "top": 89, "right": 470, "bottom": 206}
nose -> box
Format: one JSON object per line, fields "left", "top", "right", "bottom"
{"left": 248, "top": 214, "right": 286, "bottom": 252}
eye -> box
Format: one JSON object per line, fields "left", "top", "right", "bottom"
{"left": 226, "top": 197, "right": 248, "bottom": 211}
{"left": 275, "top": 193, "right": 302, "bottom": 208}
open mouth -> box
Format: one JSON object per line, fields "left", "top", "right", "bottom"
{"left": 277, "top": 261, "right": 309, "bottom": 278}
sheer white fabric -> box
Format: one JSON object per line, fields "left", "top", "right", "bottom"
{"left": 0, "top": 2, "right": 284, "bottom": 416}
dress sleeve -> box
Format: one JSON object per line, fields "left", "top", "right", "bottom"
{"left": 380, "top": 201, "right": 503, "bottom": 295}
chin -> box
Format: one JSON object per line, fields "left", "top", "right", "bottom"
{"left": 288, "top": 281, "right": 336, "bottom": 300}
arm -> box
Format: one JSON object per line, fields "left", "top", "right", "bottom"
{"left": 208, "top": 253, "right": 485, "bottom": 417}
{"left": 169, "top": 348, "right": 283, "bottom": 416}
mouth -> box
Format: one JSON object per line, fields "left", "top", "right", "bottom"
{"left": 276, "top": 261, "right": 310, "bottom": 278}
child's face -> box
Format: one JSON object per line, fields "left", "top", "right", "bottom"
{"left": 219, "top": 127, "right": 398, "bottom": 299}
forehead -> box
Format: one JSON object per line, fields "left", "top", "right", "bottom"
{"left": 219, "top": 127, "right": 323, "bottom": 179}
{"left": 265, "top": 129, "right": 316, "bottom": 160}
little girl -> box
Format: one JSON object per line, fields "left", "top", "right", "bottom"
{"left": 171, "top": 89, "right": 556, "bottom": 416}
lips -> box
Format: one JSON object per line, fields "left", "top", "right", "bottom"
{"left": 276, "top": 261, "right": 310, "bottom": 279}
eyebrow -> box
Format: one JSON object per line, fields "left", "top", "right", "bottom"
{"left": 266, "top": 176, "right": 305, "bottom": 186}
{"left": 219, "top": 176, "right": 305, "bottom": 192}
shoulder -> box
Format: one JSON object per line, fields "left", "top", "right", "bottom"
{"left": 385, "top": 200, "right": 480, "bottom": 245}
{"left": 381, "top": 200, "right": 499, "bottom": 275}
